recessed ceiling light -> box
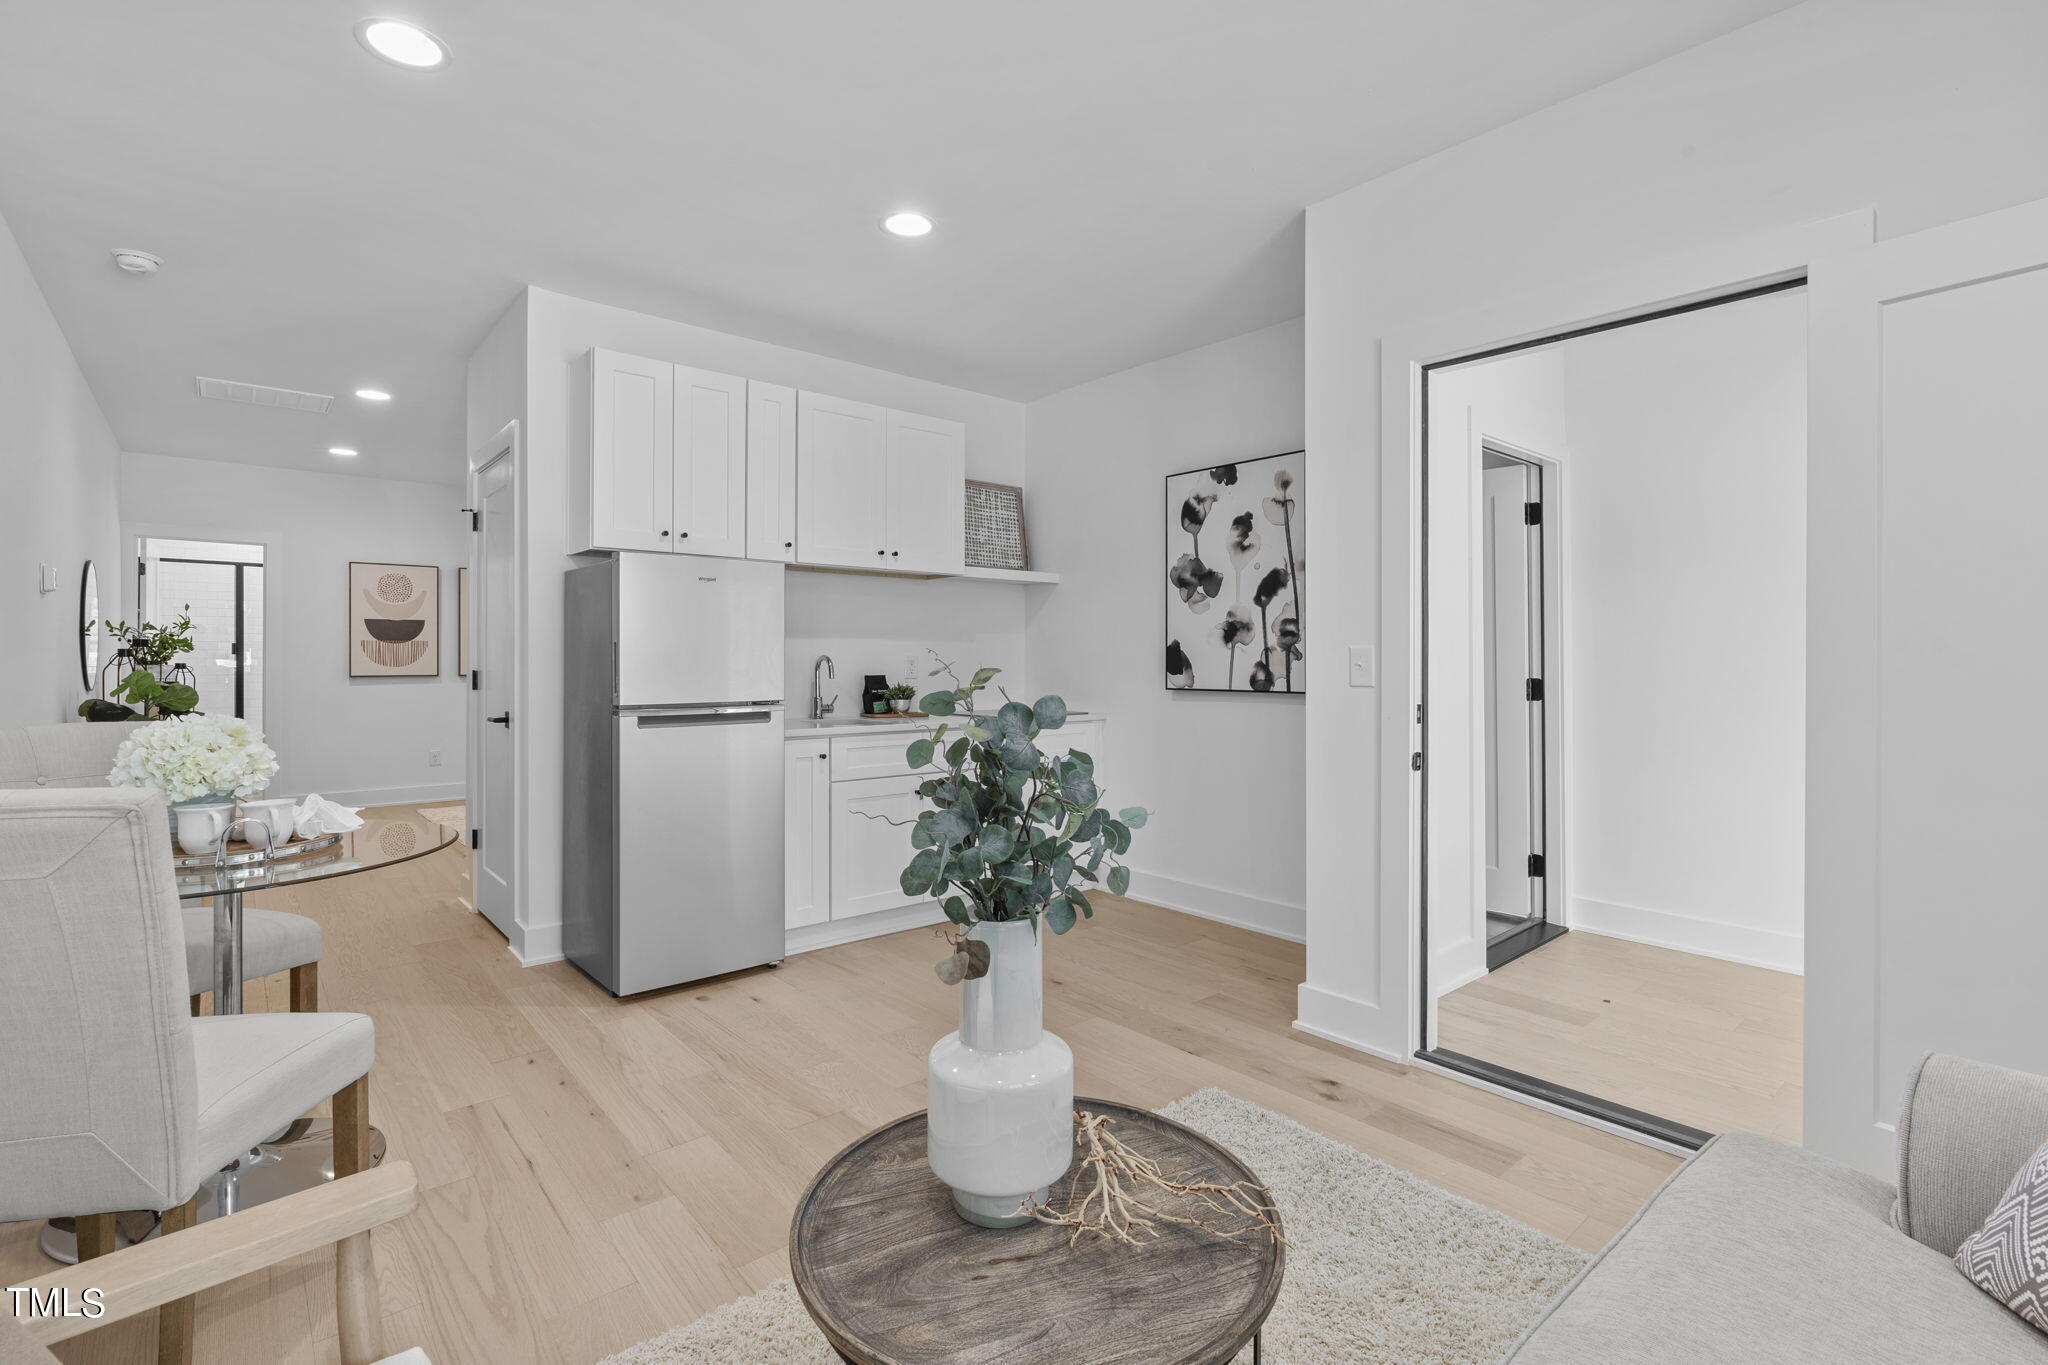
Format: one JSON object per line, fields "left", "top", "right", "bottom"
{"left": 354, "top": 18, "right": 451, "bottom": 70}
{"left": 355, "top": 388, "right": 392, "bottom": 401}
{"left": 882, "top": 211, "right": 933, "bottom": 238}
{"left": 329, "top": 446, "right": 359, "bottom": 457}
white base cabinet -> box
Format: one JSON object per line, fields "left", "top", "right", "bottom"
{"left": 784, "top": 742, "right": 830, "bottom": 930}
{"left": 784, "top": 718, "right": 1108, "bottom": 952}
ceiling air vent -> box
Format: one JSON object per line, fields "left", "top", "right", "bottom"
{"left": 195, "top": 376, "right": 334, "bottom": 414}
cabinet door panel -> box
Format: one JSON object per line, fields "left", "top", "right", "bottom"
{"left": 831, "top": 730, "right": 925, "bottom": 781}
{"left": 797, "top": 392, "right": 889, "bottom": 569}
{"left": 830, "top": 773, "right": 926, "bottom": 919}
{"left": 785, "top": 743, "right": 830, "bottom": 929}
{"left": 885, "top": 409, "right": 966, "bottom": 573}
{"left": 672, "top": 366, "right": 748, "bottom": 559}
{"left": 589, "top": 349, "right": 674, "bottom": 552}
{"left": 747, "top": 381, "right": 798, "bottom": 563}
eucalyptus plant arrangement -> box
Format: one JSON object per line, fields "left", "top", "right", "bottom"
{"left": 895, "top": 658, "right": 1147, "bottom": 984}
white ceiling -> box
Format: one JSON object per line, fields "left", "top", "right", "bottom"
{"left": 0, "top": 0, "right": 1798, "bottom": 486}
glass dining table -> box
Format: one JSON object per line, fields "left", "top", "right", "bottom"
{"left": 42, "top": 811, "right": 460, "bottom": 1262}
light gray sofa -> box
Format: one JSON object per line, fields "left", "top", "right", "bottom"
{"left": 1506, "top": 1053, "right": 2048, "bottom": 1363}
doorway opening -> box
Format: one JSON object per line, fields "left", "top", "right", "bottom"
{"left": 138, "top": 537, "right": 265, "bottom": 728}
{"left": 1478, "top": 444, "right": 1562, "bottom": 973}
{"left": 1418, "top": 279, "right": 1807, "bottom": 1150}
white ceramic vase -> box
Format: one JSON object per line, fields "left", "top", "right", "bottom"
{"left": 926, "top": 918, "right": 1074, "bottom": 1228}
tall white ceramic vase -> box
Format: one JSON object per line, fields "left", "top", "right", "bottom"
{"left": 927, "top": 918, "right": 1074, "bottom": 1228}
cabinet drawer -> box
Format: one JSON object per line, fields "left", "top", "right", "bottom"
{"left": 830, "top": 729, "right": 927, "bottom": 782}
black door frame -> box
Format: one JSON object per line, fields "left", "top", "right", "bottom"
{"left": 1414, "top": 276, "right": 1807, "bottom": 1151}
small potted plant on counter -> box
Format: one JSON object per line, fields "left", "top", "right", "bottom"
{"left": 885, "top": 683, "right": 917, "bottom": 714}
{"left": 886, "top": 658, "right": 1148, "bottom": 1228}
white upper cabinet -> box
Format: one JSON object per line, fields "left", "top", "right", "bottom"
{"left": 796, "top": 391, "right": 891, "bottom": 569}
{"left": 579, "top": 349, "right": 744, "bottom": 558}
{"left": 586, "top": 349, "right": 674, "bottom": 553}
{"left": 885, "top": 409, "right": 967, "bottom": 574}
{"left": 671, "top": 366, "right": 748, "bottom": 559}
{"left": 745, "top": 381, "right": 798, "bottom": 563}
{"left": 796, "top": 392, "right": 964, "bottom": 573}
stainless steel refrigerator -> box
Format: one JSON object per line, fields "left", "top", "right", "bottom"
{"left": 562, "top": 552, "right": 786, "bottom": 995}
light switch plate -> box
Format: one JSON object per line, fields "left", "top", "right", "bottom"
{"left": 37, "top": 563, "right": 57, "bottom": 594}
{"left": 1348, "top": 645, "right": 1376, "bottom": 687}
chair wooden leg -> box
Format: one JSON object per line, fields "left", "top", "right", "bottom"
{"left": 73, "top": 1213, "right": 116, "bottom": 1261}
{"left": 333, "top": 1074, "right": 370, "bottom": 1179}
{"left": 155, "top": 1198, "right": 197, "bottom": 1365}
{"left": 331, "top": 1073, "right": 378, "bottom": 1364}
{"left": 289, "top": 962, "right": 318, "bottom": 1012}
{"left": 334, "top": 1230, "right": 380, "bottom": 1365}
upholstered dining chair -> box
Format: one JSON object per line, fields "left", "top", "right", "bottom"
{"left": 0, "top": 788, "right": 383, "bottom": 1365}
{"left": 0, "top": 721, "right": 324, "bottom": 1013}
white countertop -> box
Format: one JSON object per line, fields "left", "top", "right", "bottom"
{"left": 784, "top": 711, "right": 1098, "bottom": 740}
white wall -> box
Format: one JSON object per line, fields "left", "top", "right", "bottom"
{"left": 784, "top": 571, "right": 1025, "bottom": 719}
{"left": 0, "top": 205, "right": 121, "bottom": 723}
{"left": 481, "top": 286, "right": 1029, "bottom": 963}
{"left": 1301, "top": 0, "right": 2048, "bottom": 1060}
{"left": 1427, "top": 290, "right": 1805, "bottom": 985}
{"left": 1025, "top": 320, "right": 1306, "bottom": 939}
{"left": 118, "top": 451, "right": 470, "bottom": 805}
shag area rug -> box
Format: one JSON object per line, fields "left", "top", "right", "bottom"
{"left": 602, "top": 1089, "right": 1586, "bottom": 1364}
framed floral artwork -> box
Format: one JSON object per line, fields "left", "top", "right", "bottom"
{"left": 1164, "top": 450, "right": 1304, "bottom": 693}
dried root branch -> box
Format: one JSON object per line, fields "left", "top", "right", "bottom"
{"left": 1023, "top": 1110, "right": 1286, "bottom": 1249}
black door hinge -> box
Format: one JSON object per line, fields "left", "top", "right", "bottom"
{"left": 1525, "top": 677, "right": 1544, "bottom": 702}
{"left": 1524, "top": 502, "right": 1543, "bottom": 525}
{"left": 1410, "top": 751, "right": 1424, "bottom": 772}
{"left": 1527, "top": 853, "right": 1546, "bottom": 878}
{"left": 463, "top": 507, "right": 479, "bottom": 531}
{"left": 470, "top": 668, "right": 479, "bottom": 691}
{"left": 469, "top": 827, "right": 480, "bottom": 851}
{"left": 137, "top": 558, "right": 147, "bottom": 577}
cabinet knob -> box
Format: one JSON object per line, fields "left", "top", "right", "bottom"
{"left": 876, "top": 549, "right": 885, "bottom": 556}
{"left": 680, "top": 531, "right": 689, "bottom": 538}
{"left": 818, "top": 752, "right": 827, "bottom": 759}
{"left": 784, "top": 541, "right": 793, "bottom": 548}
{"left": 659, "top": 530, "right": 670, "bottom": 538}
{"left": 890, "top": 550, "right": 899, "bottom": 557}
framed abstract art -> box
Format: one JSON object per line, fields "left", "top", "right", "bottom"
{"left": 349, "top": 561, "right": 440, "bottom": 677}
{"left": 1164, "top": 450, "right": 1304, "bottom": 693}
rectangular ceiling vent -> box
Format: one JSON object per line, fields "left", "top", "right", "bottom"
{"left": 196, "top": 376, "right": 334, "bottom": 414}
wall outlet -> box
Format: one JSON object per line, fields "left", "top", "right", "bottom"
{"left": 427, "top": 749, "right": 443, "bottom": 767}
{"left": 1348, "top": 646, "right": 1376, "bottom": 687}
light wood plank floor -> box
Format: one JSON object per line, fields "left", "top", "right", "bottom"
{"left": 1436, "top": 930, "right": 1803, "bottom": 1140}
{"left": 4, "top": 807, "right": 1682, "bottom": 1364}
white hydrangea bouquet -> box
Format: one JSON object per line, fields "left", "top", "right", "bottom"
{"left": 108, "top": 715, "right": 279, "bottom": 804}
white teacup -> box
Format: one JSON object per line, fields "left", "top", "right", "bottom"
{"left": 236, "top": 797, "right": 297, "bottom": 848}
{"left": 174, "top": 802, "right": 235, "bottom": 856}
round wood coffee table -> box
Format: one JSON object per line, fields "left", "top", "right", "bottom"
{"left": 790, "top": 1097, "right": 1283, "bottom": 1365}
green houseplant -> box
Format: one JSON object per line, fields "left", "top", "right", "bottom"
{"left": 78, "top": 610, "right": 201, "bottom": 721}
{"left": 896, "top": 658, "right": 1150, "bottom": 1228}
{"left": 896, "top": 661, "right": 1146, "bottom": 983}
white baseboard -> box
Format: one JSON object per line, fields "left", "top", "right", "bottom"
{"left": 322, "top": 781, "right": 466, "bottom": 809}
{"left": 1570, "top": 895, "right": 1802, "bottom": 975}
{"left": 1127, "top": 868, "right": 1304, "bottom": 943}
{"left": 785, "top": 901, "right": 948, "bottom": 956}
{"left": 1293, "top": 984, "right": 1409, "bottom": 1063}
{"left": 511, "top": 919, "right": 564, "bottom": 967}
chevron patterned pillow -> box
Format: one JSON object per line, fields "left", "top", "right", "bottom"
{"left": 1955, "top": 1134, "right": 2048, "bottom": 1334}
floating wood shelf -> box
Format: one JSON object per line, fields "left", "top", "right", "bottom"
{"left": 786, "top": 564, "right": 1061, "bottom": 586}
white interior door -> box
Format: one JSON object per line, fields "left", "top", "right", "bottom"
{"left": 474, "top": 453, "right": 517, "bottom": 938}
{"left": 746, "top": 380, "right": 798, "bottom": 562}
{"left": 1482, "top": 458, "right": 1538, "bottom": 920}
{"left": 796, "top": 392, "right": 888, "bottom": 569}
{"left": 589, "top": 349, "right": 673, "bottom": 553}
{"left": 1807, "top": 196, "right": 2048, "bottom": 1173}
{"left": 671, "top": 365, "right": 747, "bottom": 559}
{"left": 885, "top": 409, "right": 966, "bottom": 573}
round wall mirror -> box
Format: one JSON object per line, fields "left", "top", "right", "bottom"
{"left": 79, "top": 561, "right": 99, "bottom": 692}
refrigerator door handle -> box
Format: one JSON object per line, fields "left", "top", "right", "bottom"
{"left": 634, "top": 710, "right": 776, "bottom": 728}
